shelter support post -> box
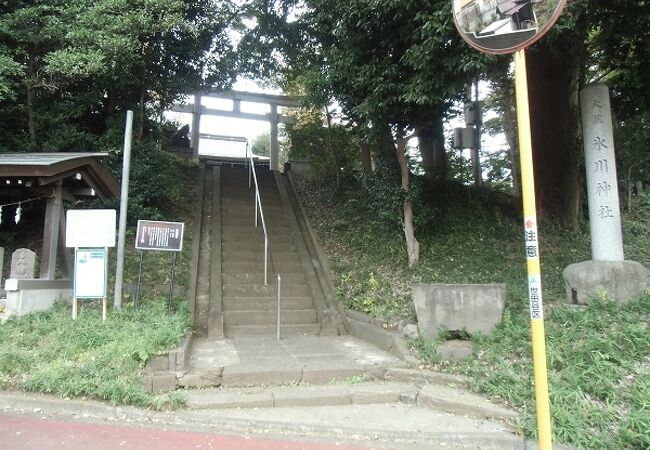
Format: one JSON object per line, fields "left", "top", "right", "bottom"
{"left": 270, "top": 104, "right": 279, "bottom": 171}
{"left": 40, "top": 181, "right": 63, "bottom": 280}
{"left": 192, "top": 95, "right": 202, "bottom": 159}
{"left": 57, "top": 210, "right": 72, "bottom": 278}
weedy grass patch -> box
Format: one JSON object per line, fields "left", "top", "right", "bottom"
{"left": 0, "top": 298, "right": 188, "bottom": 409}
{"left": 295, "top": 175, "right": 650, "bottom": 449}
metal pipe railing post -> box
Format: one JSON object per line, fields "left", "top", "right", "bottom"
{"left": 255, "top": 191, "right": 259, "bottom": 227}
{"left": 276, "top": 274, "right": 282, "bottom": 340}
{"left": 264, "top": 237, "right": 269, "bottom": 285}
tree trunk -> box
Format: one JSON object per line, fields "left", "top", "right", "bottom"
{"left": 499, "top": 76, "right": 521, "bottom": 197}
{"left": 25, "top": 52, "right": 37, "bottom": 150}
{"left": 137, "top": 89, "right": 145, "bottom": 141}
{"left": 415, "top": 109, "right": 446, "bottom": 181}
{"left": 526, "top": 42, "right": 582, "bottom": 227}
{"left": 395, "top": 134, "right": 419, "bottom": 268}
{"left": 25, "top": 83, "right": 37, "bottom": 150}
{"left": 324, "top": 109, "right": 341, "bottom": 192}
{"left": 360, "top": 143, "right": 372, "bottom": 172}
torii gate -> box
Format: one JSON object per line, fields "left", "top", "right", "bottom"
{"left": 171, "top": 90, "right": 301, "bottom": 170}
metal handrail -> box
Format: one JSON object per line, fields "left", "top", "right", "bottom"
{"left": 245, "top": 144, "right": 282, "bottom": 339}
{"left": 245, "top": 143, "right": 276, "bottom": 285}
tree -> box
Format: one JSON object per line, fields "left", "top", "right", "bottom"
{"left": 520, "top": 0, "right": 650, "bottom": 226}
{"left": 0, "top": 0, "right": 240, "bottom": 152}
{"left": 251, "top": 131, "right": 270, "bottom": 156}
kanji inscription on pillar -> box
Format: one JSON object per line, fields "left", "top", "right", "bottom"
{"left": 580, "top": 84, "right": 624, "bottom": 261}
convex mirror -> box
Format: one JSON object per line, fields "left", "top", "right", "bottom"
{"left": 452, "top": 0, "right": 567, "bottom": 54}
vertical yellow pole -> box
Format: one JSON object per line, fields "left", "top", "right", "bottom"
{"left": 514, "top": 48, "right": 553, "bottom": 450}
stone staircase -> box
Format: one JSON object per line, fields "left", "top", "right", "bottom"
{"left": 219, "top": 165, "right": 321, "bottom": 337}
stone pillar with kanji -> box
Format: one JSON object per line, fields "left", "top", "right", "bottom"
{"left": 563, "top": 83, "right": 649, "bottom": 304}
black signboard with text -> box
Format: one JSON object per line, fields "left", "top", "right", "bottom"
{"left": 135, "top": 220, "right": 184, "bottom": 252}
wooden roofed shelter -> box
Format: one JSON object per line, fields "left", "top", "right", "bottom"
{"left": 0, "top": 153, "right": 119, "bottom": 280}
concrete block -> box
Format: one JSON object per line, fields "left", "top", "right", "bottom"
{"left": 401, "top": 324, "right": 419, "bottom": 339}
{"left": 349, "top": 383, "right": 414, "bottom": 405}
{"left": 222, "top": 363, "right": 302, "bottom": 387}
{"left": 301, "top": 364, "right": 364, "bottom": 384}
{"left": 399, "top": 390, "right": 418, "bottom": 405}
{"left": 150, "top": 373, "right": 177, "bottom": 393}
{"left": 436, "top": 340, "right": 473, "bottom": 362}
{"left": 3, "top": 279, "right": 72, "bottom": 320}
{"left": 345, "top": 313, "right": 417, "bottom": 364}
{"left": 141, "top": 375, "right": 153, "bottom": 393}
{"left": 563, "top": 260, "right": 650, "bottom": 304}
{"left": 384, "top": 367, "right": 468, "bottom": 388}
{"left": 145, "top": 356, "right": 170, "bottom": 373}
{"left": 177, "top": 369, "right": 223, "bottom": 389}
{"left": 184, "top": 389, "right": 273, "bottom": 409}
{"left": 417, "top": 385, "right": 518, "bottom": 421}
{"left": 273, "top": 385, "right": 351, "bottom": 407}
{"left": 412, "top": 283, "right": 506, "bottom": 338}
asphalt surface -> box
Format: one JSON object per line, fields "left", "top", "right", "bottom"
{"left": 1, "top": 414, "right": 377, "bottom": 450}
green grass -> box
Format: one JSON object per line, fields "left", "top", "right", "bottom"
{"left": 0, "top": 299, "right": 189, "bottom": 409}
{"left": 295, "top": 175, "right": 650, "bottom": 449}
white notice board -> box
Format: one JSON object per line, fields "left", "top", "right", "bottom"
{"left": 74, "top": 248, "right": 108, "bottom": 298}
{"left": 66, "top": 209, "right": 116, "bottom": 248}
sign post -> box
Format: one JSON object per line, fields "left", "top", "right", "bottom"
{"left": 66, "top": 210, "right": 116, "bottom": 322}
{"left": 452, "top": 2, "right": 568, "bottom": 448}
{"left": 135, "top": 220, "right": 184, "bottom": 315}
{"left": 73, "top": 248, "right": 109, "bottom": 321}
{"left": 514, "top": 48, "right": 552, "bottom": 448}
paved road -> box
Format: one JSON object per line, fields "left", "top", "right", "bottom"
{"left": 0, "top": 414, "right": 373, "bottom": 450}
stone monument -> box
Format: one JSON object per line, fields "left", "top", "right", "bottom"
{"left": 10, "top": 248, "right": 36, "bottom": 279}
{"left": 563, "top": 84, "right": 650, "bottom": 303}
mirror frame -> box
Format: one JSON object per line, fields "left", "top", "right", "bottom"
{"left": 452, "top": 0, "right": 568, "bottom": 55}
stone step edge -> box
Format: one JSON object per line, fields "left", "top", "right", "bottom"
{"left": 181, "top": 380, "right": 519, "bottom": 424}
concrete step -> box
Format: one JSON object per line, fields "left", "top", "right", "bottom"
{"left": 222, "top": 261, "right": 304, "bottom": 274}
{"left": 222, "top": 272, "right": 305, "bottom": 284}
{"left": 223, "top": 283, "right": 310, "bottom": 297}
{"left": 224, "top": 309, "right": 317, "bottom": 326}
{"left": 221, "top": 217, "right": 289, "bottom": 227}
{"left": 222, "top": 204, "right": 286, "bottom": 215}
{"left": 221, "top": 207, "right": 287, "bottom": 218}
{"left": 183, "top": 382, "right": 416, "bottom": 409}
{"left": 222, "top": 242, "right": 294, "bottom": 253}
{"left": 221, "top": 197, "right": 284, "bottom": 207}
{"left": 223, "top": 296, "right": 313, "bottom": 311}
{"left": 222, "top": 251, "right": 301, "bottom": 264}
{"left": 225, "top": 323, "right": 321, "bottom": 337}
{"left": 221, "top": 225, "right": 291, "bottom": 236}
{"left": 222, "top": 189, "right": 281, "bottom": 199}
{"left": 222, "top": 234, "right": 294, "bottom": 246}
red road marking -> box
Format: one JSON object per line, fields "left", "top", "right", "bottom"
{"left": 0, "top": 415, "right": 374, "bottom": 450}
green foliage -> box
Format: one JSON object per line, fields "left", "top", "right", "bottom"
{"left": 251, "top": 131, "right": 271, "bottom": 157}
{"left": 0, "top": 0, "right": 240, "bottom": 152}
{"left": 0, "top": 300, "right": 189, "bottom": 408}
{"left": 284, "top": 111, "right": 359, "bottom": 183}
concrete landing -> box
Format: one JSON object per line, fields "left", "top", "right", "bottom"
{"left": 181, "top": 335, "right": 403, "bottom": 388}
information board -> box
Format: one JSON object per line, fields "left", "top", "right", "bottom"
{"left": 135, "top": 220, "right": 184, "bottom": 252}
{"left": 66, "top": 209, "right": 116, "bottom": 248}
{"left": 73, "top": 248, "right": 108, "bottom": 298}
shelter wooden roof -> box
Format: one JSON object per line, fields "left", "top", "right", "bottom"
{"left": 0, "top": 152, "right": 119, "bottom": 201}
